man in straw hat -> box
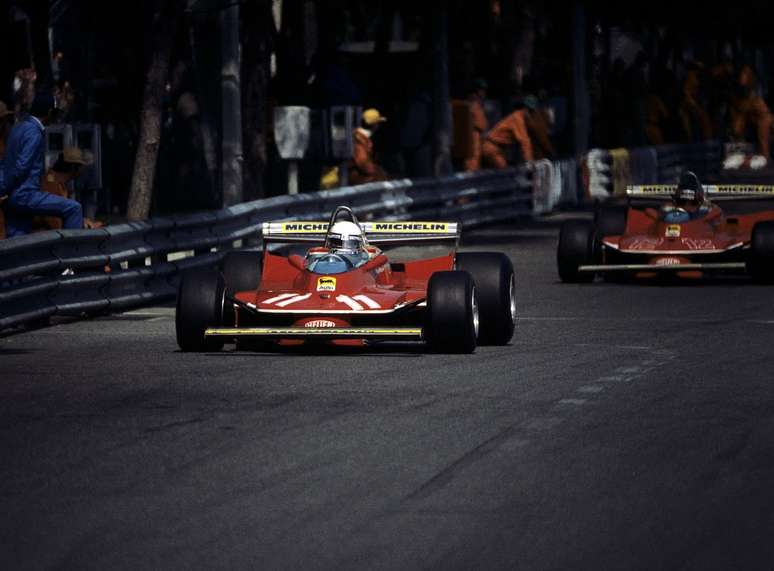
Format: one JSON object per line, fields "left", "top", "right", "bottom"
{"left": 34, "top": 147, "right": 101, "bottom": 231}
{"left": 348, "top": 107, "right": 388, "bottom": 185}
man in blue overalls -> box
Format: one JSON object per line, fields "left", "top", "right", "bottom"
{"left": 2, "top": 82, "right": 83, "bottom": 238}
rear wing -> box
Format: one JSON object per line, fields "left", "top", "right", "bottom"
{"left": 261, "top": 220, "right": 460, "bottom": 246}
{"left": 626, "top": 185, "right": 774, "bottom": 200}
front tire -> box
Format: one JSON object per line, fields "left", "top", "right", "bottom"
{"left": 455, "top": 252, "right": 515, "bottom": 345}
{"left": 176, "top": 268, "right": 225, "bottom": 352}
{"left": 557, "top": 219, "right": 595, "bottom": 283}
{"left": 221, "top": 250, "right": 263, "bottom": 326}
{"left": 747, "top": 221, "right": 774, "bottom": 283}
{"left": 425, "top": 271, "right": 478, "bottom": 354}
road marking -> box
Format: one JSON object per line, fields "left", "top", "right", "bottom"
{"left": 596, "top": 374, "right": 628, "bottom": 382}
{"left": 525, "top": 417, "right": 564, "bottom": 431}
{"left": 578, "top": 385, "right": 604, "bottom": 393}
{"left": 123, "top": 308, "right": 175, "bottom": 317}
{"left": 575, "top": 343, "right": 652, "bottom": 350}
{"left": 557, "top": 398, "right": 587, "bottom": 406}
{"left": 616, "top": 366, "right": 643, "bottom": 374}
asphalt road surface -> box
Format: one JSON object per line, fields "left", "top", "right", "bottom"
{"left": 3, "top": 217, "right": 774, "bottom": 570}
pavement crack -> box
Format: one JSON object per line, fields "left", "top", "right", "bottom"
{"left": 404, "top": 425, "right": 517, "bottom": 502}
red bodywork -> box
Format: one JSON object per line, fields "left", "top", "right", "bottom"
{"left": 598, "top": 202, "right": 774, "bottom": 276}
{"left": 232, "top": 248, "right": 455, "bottom": 345}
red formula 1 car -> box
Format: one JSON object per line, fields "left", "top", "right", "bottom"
{"left": 175, "top": 206, "right": 516, "bottom": 353}
{"left": 557, "top": 173, "right": 774, "bottom": 282}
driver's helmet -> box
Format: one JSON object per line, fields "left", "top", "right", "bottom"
{"left": 325, "top": 221, "right": 366, "bottom": 254}
{"left": 674, "top": 171, "right": 705, "bottom": 206}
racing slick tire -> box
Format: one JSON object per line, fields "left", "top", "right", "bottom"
{"left": 221, "top": 250, "right": 263, "bottom": 327}
{"left": 594, "top": 204, "right": 627, "bottom": 240}
{"left": 425, "top": 271, "right": 478, "bottom": 354}
{"left": 747, "top": 221, "right": 774, "bottom": 283}
{"left": 176, "top": 268, "right": 225, "bottom": 352}
{"left": 557, "top": 219, "right": 595, "bottom": 283}
{"left": 455, "top": 252, "right": 515, "bottom": 345}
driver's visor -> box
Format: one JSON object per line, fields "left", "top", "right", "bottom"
{"left": 326, "top": 233, "right": 362, "bottom": 251}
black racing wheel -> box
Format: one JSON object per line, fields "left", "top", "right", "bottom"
{"left": 455, "top": 252, "right": 515, "bottom": 345}
{"left": 176, "top": 268, "right": 225, "bottom": 352}
{"left": 221, "top": 250, "right": 263, "bottom": 326}
{"left": 557, "top": 219, "right": 595, "bottom": 283}
{"left": 424, "top": 271, "right": 478, "bottom": 354}
{"left": 747, "top": 221, "right": 774, "bottom": 283}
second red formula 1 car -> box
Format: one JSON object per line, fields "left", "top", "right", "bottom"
{"left": 558, "top": 172, "right": 774, "bottom": 283}
{"left": 176, "top": 206, "right": 516, "bottom": 353}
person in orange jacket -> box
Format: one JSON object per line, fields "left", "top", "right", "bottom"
{"left": 729, "top": 64, "right": 773, "bottom": 163}
{"left": 678, "top": 65, "right": 713, "bottom": 142}
{"left": 464, "top": 78, "right": 489, "bottom": 171}
{"left": 348, "top": 108, "right": 388, "bottom": 185}
{"left": 482, "top": 95, "right": 553, "bottom": 168}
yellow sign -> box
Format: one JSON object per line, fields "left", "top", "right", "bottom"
{"left": 317, "top": 276, "right": 337, "bottom": 292}
{"left": 281, "top": 222, "right": 328, "bottom": 233}
{"left": 665, "top": 224, "right": 681, "bottom": 238}
{"left": 370, "top": 222, "right": 448, "bottom": 232}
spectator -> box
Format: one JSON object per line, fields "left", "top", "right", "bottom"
{"left": 463, "top": 78, "right": 489, "bottom": 171}
{"left": 33, "top": 147, "right": 101, "bottom": 231}
{"left": 348, "top": 108, "right": 388, "bottom": 185}
{"left": 678, "top": 64, "right": 713, "bottom": 143}
{"left": 2, "top": 69, "right": 83, "bottom": 238}
{"left": 482, "top": 95, "right": 553, "bottom": 167}
{"left": 729, "top": 64, "right": 772, "bottom": 166}
{"left": 1, "top": 100, "right": 16, "bottom": 239}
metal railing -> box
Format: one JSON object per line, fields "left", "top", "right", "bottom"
{"left": 0, "top": 167, "right": 532, "bottom": 331}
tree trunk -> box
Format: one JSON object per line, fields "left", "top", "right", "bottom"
{"left": 241, "top": 0, "right": 273, "bottom": 201}
{"left": 126, "top": 0, "right": 180, "bottom": 221}
{"left": 221, "top": 1, "right": 243, "bottom": 206}
{"left": 431, "top": 0, "right": 453, "bottom": 176}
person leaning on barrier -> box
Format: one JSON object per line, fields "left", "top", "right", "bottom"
{"left": 2, "top": 69, "right": 83, "bottom": 238}
{"left": 729, "top": 64, "right": 773, "bottom": 168}
{"left": 482, "top": 95, "right": 553, "bottom": 168}
{"left": 0, "top": 100, "right": 16, "bottom": 239}
{"left": 348, "top": 108, "right": 388, "bottom": 185}
{"left": 463, "top": 78, "right": 489, "bottom": 171}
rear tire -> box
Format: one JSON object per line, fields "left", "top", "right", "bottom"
{"left": 425, "top": 271, "right": 478, "bottom": 354}
{"left": 176, "top": 268, "right": 225, "bottom": 352}
{"left": 747, "top": 221, "right": 774, "bottom": 283}
{"left": 557, "top": 219, "right": 595, "bottom": 283}
{"left": 455, "top": 252, "right": 515, "bottom": 345}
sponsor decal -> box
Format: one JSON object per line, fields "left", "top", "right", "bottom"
{"left": 654, "top": 257, "right": 682, "bottom": 266}
{"left": 371, "top": 222, "right": 448, "bottom": 232}
{"left": 304, "top": 320, "right": 337, "bottom": 328}
{"left": 665, "top": 224, "right": 681, "bottom": 238}
{"left": 682, "top": 238, "right": 716, "bottom": 251}
{"left": 281, "top": 222, "right": 329, "bottom": 233}
{"left": 317, "top": 276, "right": 337, "bottom": 291}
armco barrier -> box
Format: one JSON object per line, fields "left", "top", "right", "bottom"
{"left": 0, "top": 167, "right": 532, "bottom": 331}
{"left": 0, "top": 139, "right": 727, "bottom": 332}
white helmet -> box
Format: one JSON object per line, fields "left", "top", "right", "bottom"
{"left": 325, "top": 220, "right": 365, "bottom": 253}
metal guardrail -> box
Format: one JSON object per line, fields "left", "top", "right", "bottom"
{"left": 0, "top": 167, "right": 532, "bottom": 331}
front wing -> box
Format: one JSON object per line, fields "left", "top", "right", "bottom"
{"left": 205, "top": 326, "right": 423, "bottom": 341}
